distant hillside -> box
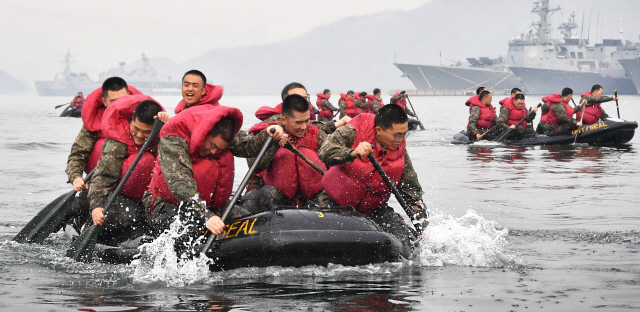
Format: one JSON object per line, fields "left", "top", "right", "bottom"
{"left": 181, "top": 0, "right": 640, "bottom": 95}
{"left": 0, "top": 69, "right": 31, "bottom": 94}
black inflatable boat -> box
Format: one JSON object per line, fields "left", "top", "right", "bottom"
{"left": 452, "top": 118, "right": 637, "bottom": 146}
{"left": 64, "top": 206, "right": 410, "bottom": 271}
{"left": 60, "top": 106, "right": 82, "bottom": 118}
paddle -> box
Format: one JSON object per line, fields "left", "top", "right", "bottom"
{"left": 200, "top": 128, "right": 277, "bottom": 254}
{"left": 55, "top": 102, "right": 72, "bottom": 109}
{"left": 477, "top": 123, "right": 500, "bottom": 140}
{"left": 283, "top": 140, "right": 325, "bottom": 175}
{"left": 494, "top": 103, "right": 543, "bottom": 142}
{"left": 405, "top": 95, "right": 425, "bottom": 130}
{"left": 573, "top": 102, "right": 587, "bottom": 145}
{"left": 614, "top": 90, "right": 620, "bottom": 118}
{"left": 13, "top": 170, "right": 95, "bottom": 244}
{"left": 66, "top": 119, "right": 164, "bottom": 263}
{"left": 367, "top": 144, "right": 422, "bottom": 238}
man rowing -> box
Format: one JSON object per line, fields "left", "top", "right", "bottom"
{"left": 389, "top": 91, "right": 417, "bottom": 118}
{"left": 577, "top": 84, "right": 617, "bottom": 125}
{"left": 537, "top": 88, "right": 584, "bottom": 136}
{"left": 316, "top": 104, "right": 427, "bottom": 247}
{"left": 496, "top": 93, "right": 537, "bottom": 140}
{"left": 316, "top": 89, "right": 338, "bottom": 122}
{"left": 467, "top": 90, "right": 497, "bottom": 141}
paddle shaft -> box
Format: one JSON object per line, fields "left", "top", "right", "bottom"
{"left": 479, "top": 123, "right": 500, "bottom": 139}
{"left": 55, "top": 102, "right": 72, "bottom": 109}
{"left": 367, "top": 145, "right": 422, "bottom": 235}
{"left": 574, "top": 102, "right": 587, "bottom": 144}
{"left": 284, "top": 141, "right": 325, "bottom": 175}
{"left": 615, "top": 90, "right": 620, "bottom": 118}
{"left": 494, "top": 103, "right": 542, "bottom": 142}
{"left": 67, "top": 119, "right": 164, "bottom": 262}
{"left": 405, "top": 95, "right": 425, "bottom": 130}
{"left": 202, "top": 128, "right": 276, "bottom": 252}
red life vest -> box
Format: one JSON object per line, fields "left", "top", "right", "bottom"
{"left": 503, "top": 99, "right": 528, "bottom": 127}
{"left": 499, "top": 97, "right": 512, "bottom": 107}
{"left": 322, "top": 114, "right": 406, "bottom": 212}
{"left": 467, "top": 96, "right": 496, "bottom": 129}
{"left": 262, "top": 125, "right": 327, "bottom": 200}
{"left": 73, "top": 94, "right": 85, "bottom": 109}
{"left": 101, "top": 94, "right": 165, "bottom": 201}
{"left": 366, "top": 94, "right": 383, "bottom": 110}
{"left": 173, "top": 84, "right": 223, "bottom": 114}
{"left": 465, "top": 95, "right": 479, "bottom": 107}
{"left": 576, "top": 92, "right": 603, "bottom": 125}
{"left": 255, "top": 102, "right": 316, "bottom": 121}
{"left": 316, "top": 93, "right": 334, "bottom": 120}
{"left": 543, "top": 94, "right": 574, "bottom": 125}
{"left": 392, "top": 93, "right": 407, "bottom": 110}
{"left": 340, "top": 93, "right": 356, "bottom": 117}
{"left": 148, "top": 106, "right": 243, "bottom": 209}
{"left": 354, "top": 93, "right": 373, "bottom": 115}
{"left": 82, "top": 85, "right": 142, "bottom": 174}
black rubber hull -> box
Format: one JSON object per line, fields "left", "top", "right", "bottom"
{"left": 452, "top": 119, "right": 637, "bottom": 146}
{"left": 60, "top": 107, "right": 81, "bottom": 118}
{"left": 65, "top": 207, "right": 409, "bottom": 270}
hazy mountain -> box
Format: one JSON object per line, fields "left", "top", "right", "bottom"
{"left": 181, "top": 0, "right": 640, "bottom": 95}
{"left": 0, "top": 69, "right": 31, "bottom": 94}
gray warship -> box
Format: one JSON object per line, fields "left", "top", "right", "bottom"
{"left": 98, "top": 54, "right": 180, "bottom": 95}
{"left": 35, "top": 52, "right": 99, "bottom": 96}
{"left": 508, "top": 0, "right": 637, "bottom": 95}
{"left": 394, "top": 0, "right": 638, "bottom": 96}
{"left": 36, "top": 53, "right": 180, "bottom": 96}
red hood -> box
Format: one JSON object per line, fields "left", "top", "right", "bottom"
{"left": 467, "top": 95, "right": 486, "bottom": 108}
{"left": 248, "top": 121, "right": 280, "bottom": 135}
{"left": 465, "top": 95, "right": 480, "bottom": 107}
{"left": 365, "top": 94, "right": 377, "bottom": 102}
{"left": 581, "top": 92, "right": 592, "bottom": 97}
{"left": 340, "top": 93, "right": 348, "bottom": 101}
{"left": 255, "top": 103, "right": 282, "bottom": 121}
{"left": 174, "top": 84, "right": 223, "bottom": 114}
{"left": 316, "top": 93, "right": 328, "bottom": 100}
{"left": 82, "top": 85, "right": 142, "bottom": 132}
{"left": 542, "top": 93, "right": 567, "bottom": 104}
{"left": 160, "top": 105, "right": 243, "bottom": 157}
{"left": 499, "top": 97, "right": 513, "bottom": 107}
{"left": 101, "top": 94, "right": 165, "bottom": 146}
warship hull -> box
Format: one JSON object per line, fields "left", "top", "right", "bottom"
{"left": 394, "top": 63, "right": 524, "bottom": 96}
{"left": 35, "top": 81, "right": 99, "bottom": 96}
{"left": 509, "top": 67, "right": 638, "bottom": 95}
{"left": 619, "top": 58, "right": 640, "bottom": 92}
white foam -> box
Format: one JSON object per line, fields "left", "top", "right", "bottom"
{"left": 415, "top": 210, "right": 513, "bottom": 267}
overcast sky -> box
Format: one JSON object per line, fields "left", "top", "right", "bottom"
{"left": 0, "top": 0, "right": 429, "bottom": 81}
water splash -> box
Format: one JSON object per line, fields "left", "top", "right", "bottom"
{"left": 131, "top": 218, "right": 211, "bottom": 287}
{"left": 416, "top": 210, "right": 513, "bottom": 267}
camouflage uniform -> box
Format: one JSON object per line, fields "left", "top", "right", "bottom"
{"left": 249, "top": 123, "right": 328, "bottom": 213}
{"left": 369, "top": 98, "right": 382, "bottom": 114}
{"left": 580, "top": 95, "right": 612, "bottom": 120}
{"left": 536, "top": 103, "right": 551, "bottom": 134}
{"left": 65, "top": 125, "right": 98, "bottom": 183}
{"left": 467, "top": 106, "right": 498, "bottom": 141}
{"left": 338, "top": 99, "right": 348, "bottom": 119}
{"left": 496, "top": 106, "right": 537, "bottom": 140}
{"left": 316, "top": 124, "right": 427, "bottom": 247}
{"left": 318, "top": 99, "right": 339, "bottom": 122}
{"left": 144, "top": 130, "right": 273, "bottom": 236}
{"left": 538, "top": 102, "right": 579, "bottom": 136}
{"left": 389, "top": 95, "right": 417, "bottom": 117}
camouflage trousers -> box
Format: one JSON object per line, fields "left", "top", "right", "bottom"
{"left": 249, "top": 185, "right": 324, "bottom": 214}
{"left": 500, "top": 125, "right": 537, "bottom": 140}
{"left": 67, "top": 190, "right": 150, "bottom": 246}
{"left": 314, "top": 190, "right": 415, "bottom": 248}
{"left": 537, "top": 121, "right": 578, "bottom": 136}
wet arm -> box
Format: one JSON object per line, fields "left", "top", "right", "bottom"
{"left": 322, "top": 99, "right": 338, "bottom": 112}
{"left": 582, "top": 95, "right": 614, "bottom": 106}
{"left": 497, "top": 107, "right": 510, "bottom": 129}
{"left": 552, "top": 103, "right": 577, "bottom": 125}
{"left": 88, "top": 139, "right": 127, "bottom": 210}
{"left": 390, "top": 95, "right": 401, "bottom": 105}
{"left": 338, "top": 100, "right": 347, "bottom": 118}
{"left": 468, "top": 106, "right": 481, "bottom": 136}
{"left": 354, "top": 99, "right": 368, "bottom": 109}
{"left": 229, "top": 130, "right": 281, "bottom": 172}
{"left": 158, "top": 136, "right": 198, "bottom": 202}
{"left": 65, "top": 125, "right": 97, "bottom": 183}
{"left": 405, "top": 106, "right": 417, "bottom": 117}
{"left": 371, "top": 100, "right": 380, "bottom": 114}
{"left": 398, "top": 151, "right": 427, "bottom": 219}
{"left": 318, "top": 124, "right": 357, "bottom": 166}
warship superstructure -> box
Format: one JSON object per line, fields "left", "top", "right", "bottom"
{"left": 394, "top": 0, "right": 638, "bottom": 96}
{"left": 35, "top": 52, "right": 98, "bottom": 96}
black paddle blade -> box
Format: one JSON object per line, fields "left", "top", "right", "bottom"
{"left": 13, "top": 190, "right": 76, "bottom": 244}
{"left": 66, "top": 224, "right": 100, "bottom": 263}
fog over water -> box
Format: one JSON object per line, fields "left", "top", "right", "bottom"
{"left": 0, "top": 93, "right": 639, "bottom": 310}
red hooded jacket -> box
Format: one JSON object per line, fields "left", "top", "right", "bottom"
{"left": 174, "top": 84, "right": 223, "bottom": 114}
